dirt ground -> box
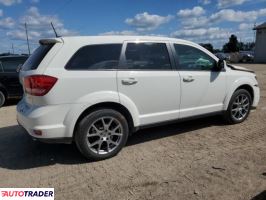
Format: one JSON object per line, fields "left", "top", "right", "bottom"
{"left": 0, "top": 64, "right": 265, "bottom": 200}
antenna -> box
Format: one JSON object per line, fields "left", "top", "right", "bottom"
{"left": 25, "top": 23, "right": 31, "bottom": 55}
{"left": 51, "top": 22, "right": 60, "bottom": 38}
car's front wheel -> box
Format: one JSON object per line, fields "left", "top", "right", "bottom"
{"left": 75, "top": 109, "right": 129, "bottom": 160}
{"left": 0, "top": 91, "right": 5, "bottom": 108}
{"left": 224, "top": 89, "right": 252, "bottom": 124}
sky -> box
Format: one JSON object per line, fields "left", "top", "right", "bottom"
{"left": 0, "top": 0, "right": 265, "bottom": 53}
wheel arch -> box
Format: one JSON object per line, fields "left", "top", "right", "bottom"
{"left": 70, "top": 102, "right": 135, "bottom": 140}
{"left": 0, "top": 83, "right": 8, "bottom": 99}
{"left": 0, "top": 86, "right": 8, "bottom": 104}
{"left": 234, "top": 84, "right": 254, "bottom": 103}
{"left": 224, "top": 81, "right": 254, "bottom": 110}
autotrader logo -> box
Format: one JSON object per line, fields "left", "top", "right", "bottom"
{"left": 0, "top": 188, "right": 54, "bottom": 200}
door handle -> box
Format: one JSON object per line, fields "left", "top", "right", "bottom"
{"left": 121, "top": 78, "right": 138, "bottom": 85}
{"left": 183, "top": 76, "right": 194, "bottom": 82}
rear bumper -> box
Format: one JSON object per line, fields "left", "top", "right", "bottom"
{"left": 17, "top": 99, "right": 72, "bottom": 142}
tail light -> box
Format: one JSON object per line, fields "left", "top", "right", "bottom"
{"left": 24, "top": 75, "right": 58, "bottom": 96}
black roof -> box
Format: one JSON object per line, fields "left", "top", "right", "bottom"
{"left": 0, "top": 55, "right": 28, "bottom": 59}
{"left": 253, "top": 22, "right": 266, "bottom": 30}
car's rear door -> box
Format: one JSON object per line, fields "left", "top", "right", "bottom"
{"left": 117, "top": 41, "right": 181, "bottom": 126}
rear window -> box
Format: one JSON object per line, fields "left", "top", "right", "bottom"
{"left": 22, "top": 44, "right": 54, "bottom": 71}
{"left": 1, "top": 57, "right": 28, "bottom": 72}
{"left": 65, "top": 44, "right": 122, "bottom": 70}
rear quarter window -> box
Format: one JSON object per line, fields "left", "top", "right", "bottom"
{"left": 65, "top": 44, "right": 122, "bottom": 70}
{"left": 22, "top": 44, "right": 54, "bottom": 71}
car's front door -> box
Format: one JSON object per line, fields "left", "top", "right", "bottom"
{"left": 117, "top": 41, "right": 181, "bottom": 126}
{"left": 172, "top": 43, "right": 226, "bottom": 118}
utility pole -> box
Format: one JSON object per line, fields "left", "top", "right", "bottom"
{"left": 253, "top": 23, "right": 256, "bottom": 44}
{"left": 11, "top": 43, "right": 14, "bottom": 54}
{"left": 25, "top": 22, "right": 31, "bottom": 55}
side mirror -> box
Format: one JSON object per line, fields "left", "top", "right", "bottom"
{"left": 16, "top": 64, "right": 23, "bottom": 73}
{"left": 213, "top": 59, "right": 225, "bottom": 71}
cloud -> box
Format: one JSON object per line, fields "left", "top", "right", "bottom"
{"left": 176, "top": 7, "right": 208, "bottom": 28}
{"left": 0, "top": 0, "right": 21, "bottom": 6}
{"left": 179, "top": 7, "right": 266, "bottom": 30}
{"left": 7, "top": 6, "right": 77, "bottom": 41}
{"left": 217, "top": 0, "right": 250, "bottom": 8}
{"left": 0, "top": 17, "right": 15, "bottom": 29}
{"left": 171, "top": 27, "right": 230, "bottom": 40}
{"left": 7, "top": 29, "right": 42, "bottom": 40}
{"left": 0, "top": 9, "right": 3, "bottom": 16}
{"left": 238, "top": 23, "right": 255, "bottom": 30}
{"left": 177, "top": 7, "right": 266, "bottom": 30}
{"left": 20, "top": 6, "right": 64, "bottom": 28}
{"left": 171, "top": 27, "right": 229, "bottom": 48}
{"left": 210, "top": 8, "right": 266, "bottom": 22}
{"left": 30, "top": 0, "right": 39, "bottom": 3}
{"left": 177, "top": 6, "right": 205, "bottom": 17}
{"left": 180, "top": 16, "right": 209, "bottom": 29}
{"left": 199, "top": 0, "right": 211, "bottom": 5}
{"left": 125, "top": 12, "right": 173, "bottom": 31}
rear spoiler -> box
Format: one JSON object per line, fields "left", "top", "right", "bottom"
{"left": 39, "top": 38, "right": 63, "bottom": 45}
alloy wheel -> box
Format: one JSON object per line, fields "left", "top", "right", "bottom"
{"left": 231, "top": 93, "right": 250, "bottom": 121}
{"left": 86, "top": 117, "right": 123, "bottom": 155}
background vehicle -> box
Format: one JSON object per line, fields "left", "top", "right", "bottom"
{"left": 215, "top": 52, "right": 230, "bottom": 62}
{"left": 17, "top": 36, "right": 260, "bottom": 160}
{"left": 0, "top": 55, "right": 28, "bottom": 107}
{"left": 239, "top": 51, "right": 254, "bottom": 63}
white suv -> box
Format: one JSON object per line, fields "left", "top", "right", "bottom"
{"left": 17, "top": 36, "right": 260, "bottom": 160}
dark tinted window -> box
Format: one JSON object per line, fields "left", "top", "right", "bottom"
{"left": 65, "top": 44, "right": 122, "bottom": 70}
{"left": 22, "top": 44, "right": 54, "bottom": 71}
{"left": 1, "top": 57, "right": 27, "bottom": 72}
{"left": 124, "top": 43, "right": 171, "bottom": 70}
{"left": 174, "top": 44, "right": 216, "bottom": 71}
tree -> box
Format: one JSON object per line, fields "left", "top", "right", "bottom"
{"left": 223, "top": 34, "right": 239, "bottom": 53}
{"left": 199, "top": 43, "right": 214, "bottom": 53}
{"left": 239, "top": 42, "right": 255, "bottom": 51}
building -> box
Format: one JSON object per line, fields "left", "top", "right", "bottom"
{"left": 253, "top": 22, "right": 266, "bottom": 63}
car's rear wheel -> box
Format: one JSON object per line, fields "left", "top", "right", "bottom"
{"left": 0, "top": 91, "right": 5, "bottom": 108}
{"left": 75, "top": 109, "right": 129, "bottom": 160}
{"left": 224, "top": 89, "right": 252, "bottom": 124}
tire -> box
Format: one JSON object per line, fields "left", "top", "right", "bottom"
{"left": 224, "top": 89, "right": 252, "bottom": 124}
{"left": 75, "top": 109, "right": 129, "bottom": 160}
{"left": 0, "top": 91, "right": 5, "bottom": 108}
